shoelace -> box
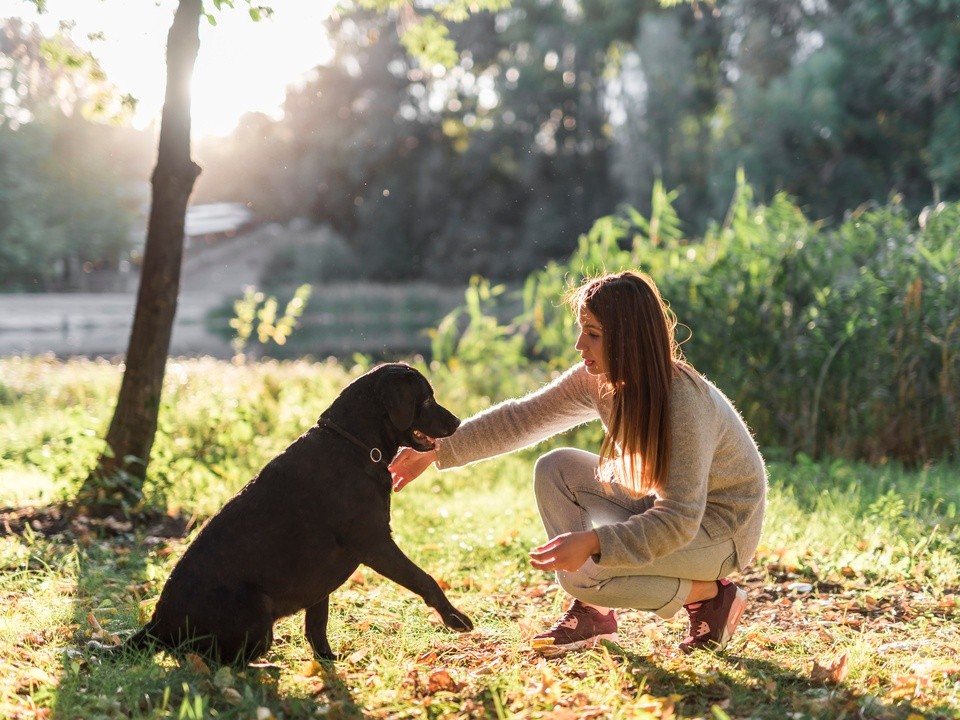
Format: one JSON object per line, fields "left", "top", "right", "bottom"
{"left": 549, "top": 603, "right": 587, "bottom": 631}
{"left": 684, "top": 602, "right": 711, "bottom": 638}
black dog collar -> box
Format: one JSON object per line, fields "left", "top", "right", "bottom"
{"left": 318, "top": 417, "right": 386, "bottom": 465}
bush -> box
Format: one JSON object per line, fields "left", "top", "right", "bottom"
{"left": 435, "top": 177, "right": 960, "bottom": 465}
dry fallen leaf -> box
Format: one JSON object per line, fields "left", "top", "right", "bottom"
{"left": 416, "top": 650, "right": 439, "bottom": 665}
{"left": 183, "top": 652, "right": 211, "bottom": 676}
{"left": 347, "top": 647, "right": 369, "bottom": 664}
{"left": 222, "top": 688, "right": 243, "bottom": 705}
{"left": 299, "top": 659, "right": 324, "bottom": 677}
{"left": 19, "top": 631, "right": 46, "bottom": 647}
{"left": 517, "top": 619, "right": 539, "bottom": 639}
{"left": 405, "top": 667, "right": 421, "bottom": 695}
{"left": 426, "top": 668, "right": 459, "bottom": 694}
{"left": 810, "top": 651, "right": 850, "bottom": 685}
{"left": 888, "top": 674, "right": 931, "bottom": 700}
{"left": 535, "top": 662, "right": 562, "bottom": 703}
{"left": 86, "top": 611, "right": 121, "bottom": 646}
{"left": 908, "top": 659, "right": 960, "bottom": 677}
{"left": 15, "top": 667, "right": 58, "bottom": 694}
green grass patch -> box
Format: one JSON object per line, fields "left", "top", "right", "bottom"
{"left": 1, "top": 357, "right": 958, "bottom": 719}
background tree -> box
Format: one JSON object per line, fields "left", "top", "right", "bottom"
{"left": 199, "top": 0, "right": 667, "bottom": 282}
{"left": 0, "top": 18, "right": 149, "bottom": 291}
{"left": 709, "top": 0, "right": 960, "bottom": 222}
{"left": 610, "top": 3, "right": 725, "bottom": 232}
{"left": 61, "top": 0, "right": 517, "bottom": 513}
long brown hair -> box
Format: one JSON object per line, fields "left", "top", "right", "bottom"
{"left": 569, "top": 271, "right": 690, "bottom": 494}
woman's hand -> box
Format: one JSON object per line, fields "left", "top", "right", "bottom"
{"left": 389, "top": 447, "right": 438, "bottom": 491}
{"left": 528, "top": 530, "right": 601, "bottom": 573}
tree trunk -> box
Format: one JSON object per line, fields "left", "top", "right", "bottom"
{"left": 79, "top": 0, "right": 202, "bottom": 511}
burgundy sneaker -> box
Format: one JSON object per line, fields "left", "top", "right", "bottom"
{"left": 532, "top": 600, "right": 618, "bottom": 656}
{"left": 679, "top": 579, "right": 748, "bottom": 654}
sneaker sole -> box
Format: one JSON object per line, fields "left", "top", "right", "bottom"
{"left": 532, "top": 632, "right": 618, "bottom": 657}
{"left": 717, "top": 588, "right": 748, "bottom": 648}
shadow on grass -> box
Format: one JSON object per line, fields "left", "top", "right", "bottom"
{"left": 9, "top": 509, "right": 952, "bottom": 720}
{"left": 603, "top": 641, "right": 952, "bottom": 720}
{"left": 19, "top": 515, "right": 362, "bottom": 720}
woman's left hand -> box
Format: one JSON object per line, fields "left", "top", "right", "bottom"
{"left": 529, "top": 530, "right": 601, "bottom": 572}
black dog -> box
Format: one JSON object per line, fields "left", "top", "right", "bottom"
{"left": 124, "top": 363, "right": 472, "bottom": 664}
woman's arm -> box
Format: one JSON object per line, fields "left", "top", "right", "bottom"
{"left": 390, "top": 364, "right": 599, "bottom": 491}
{"left": 437, "top": 364, "right": 599, "bottom": 470}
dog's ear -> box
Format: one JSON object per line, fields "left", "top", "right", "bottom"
{"left": 376, "top": 368, "right": 419, "bottom": 430}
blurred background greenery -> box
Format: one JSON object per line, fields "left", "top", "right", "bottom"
{"left": 3, "top": 0, "right": 959, "bottom": 288}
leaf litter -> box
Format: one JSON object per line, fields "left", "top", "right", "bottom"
{"left": 2, "top": 506, "right": 959, "bottom": 719}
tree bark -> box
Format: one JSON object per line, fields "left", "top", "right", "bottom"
{"left": 80, "top": 0, "right": 202, "bottom": 510}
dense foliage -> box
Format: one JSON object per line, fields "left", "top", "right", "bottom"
{"left": 0, "top": 18, "right": 152, "bottom": 291}
{"left": 4, "top": 1, "right": 959, "bottom": 286}
{"left": 193, "top": 0, "right": 960, "bottom": 283}
{"left": 433, "top": 180, "right": 960, "bottom": 465}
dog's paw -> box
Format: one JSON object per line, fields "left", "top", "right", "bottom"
{"left": 442, "top": 608, "right": 473, "bottom": 632}
{"left": 310, "top": 643, "right": 338, "bottom": 663}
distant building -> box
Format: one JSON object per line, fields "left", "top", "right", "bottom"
{"left": 184, "top": 202, "right": 255, "bottom": 249}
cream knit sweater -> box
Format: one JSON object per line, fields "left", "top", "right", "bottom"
{"left": 436, "top": 363, "right": 767, "bottom": 572}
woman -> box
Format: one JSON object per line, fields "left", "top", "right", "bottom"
{"left": 390, "top": 271, "right": 767, "bottom": 655}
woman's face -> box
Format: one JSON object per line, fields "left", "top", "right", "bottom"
{"left": 575, "top": 306, "right": 608, "bottom": 375}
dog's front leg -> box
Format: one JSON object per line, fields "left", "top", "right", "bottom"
{"left": 362, "top": 539, "right": 473, "bottom": 632}
{"left": 304, "top": 596, "right": 337, "bottom": 661}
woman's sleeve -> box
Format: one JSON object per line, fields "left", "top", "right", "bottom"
{"left": 436, "top": 364, "right": 600, "bottom": 469}
{"left": 593, "top": 378, "right": 720, "bottom": 569}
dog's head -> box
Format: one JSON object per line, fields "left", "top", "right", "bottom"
{"left": 372, "top": 363, "right": 460, "bottom": 451}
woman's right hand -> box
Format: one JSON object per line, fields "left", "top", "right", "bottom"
{"left": 389, "top": 446, "right": 438, "bottom": 492}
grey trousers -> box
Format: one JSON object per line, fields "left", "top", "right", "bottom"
{"left": 533, "top": 447, "right": 738, "bottom": 619}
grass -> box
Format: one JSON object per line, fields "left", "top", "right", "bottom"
{"left": 1, "top": 356, "right": 958, "bottom": 719}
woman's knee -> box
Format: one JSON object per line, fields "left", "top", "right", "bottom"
{"left": 533, "top": 447, "right": 593, "bottom": 497}
{"left": 533, "top": 448, "right": 567, "bottom": 493}
{"left": 558, "top": 573, "right": 606, "bottom": 606}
